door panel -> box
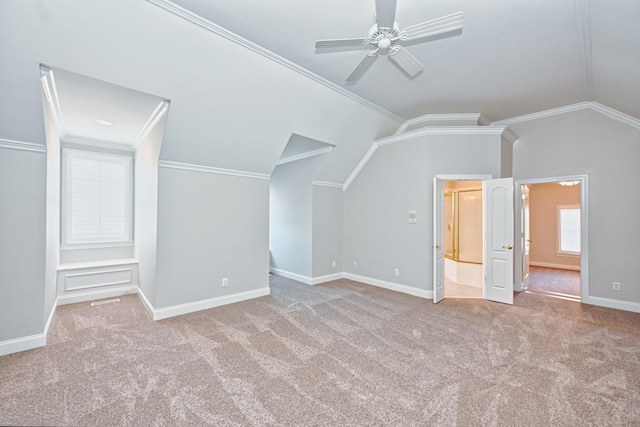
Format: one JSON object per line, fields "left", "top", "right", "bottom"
{"left": 484, "top": 178, "right": 514, "bottom": 304}
{"left": 433, "top": 178, "right": 445, "bottom": 303}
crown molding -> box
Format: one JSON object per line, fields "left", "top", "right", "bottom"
{"left": 589, "top": 102, "right": 640, "bottom": 130}
{"left": 0, "top": 138, "right": 46, "bottom": 153}
{"left": 145, "top": 0, "right": 404, "bottom": 124}
{"left": 276, "top": 146, "right": 334, "bottom": 166}
{"left": 40, "top": 65, "right": 65, "bottom": 136}
{"left": 312, "top": 181, "right": 343, "bottom": 188}
{"left": 134, "top": 100, "right": 170, "bottom": 150}
{"left": 492, "top": 101, "right": 640, "bottom": 130}
{"left": 491, "top": 102, "right": 592, "bottom": 126}
{"left": 377, "top": 126, "right": 509, "bottom": 147}
{"left": 159, "top": 160, "right": 270, "bottom": 180}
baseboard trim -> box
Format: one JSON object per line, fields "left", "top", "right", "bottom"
{"left": 270, "top": 267, "right": 314, "bottom": 285}
{"left": 530, "top": 262, "right": 580, "bottom": 271}
{"left": 582, "top": 296, "right": 640, "bottom": 314}
{"left": 57, "top": 285, "right": 138, "bottom": 306}
{"left": 0, "top": 333, "right": 47, "bottom": 357}
{"left": 146, "top": 287, "right": 271, "bottom": 321}
{"left": 344, "top": 273, "right": 432, "bottom": 299}
{"left": 311, "top": 272, "right": 343, "bottom": 285}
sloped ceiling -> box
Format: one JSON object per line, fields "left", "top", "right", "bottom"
{"left": 167, "top": 0, "right": 640, "bottom": 122}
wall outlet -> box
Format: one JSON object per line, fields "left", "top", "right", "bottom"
{"left": 353, "top": 262, "right": 357, "bottom": 269}
{"left": 222, "top": 277, "right": 228, "bottom": 287}
{"left": 612, "top": 281, "right": 620, "bottom": 291}
{"left": 332, "top": 260, "right": 336, "bottom": 268}
{"left": 394, "top": 268, "right": 400, "bottom": 277}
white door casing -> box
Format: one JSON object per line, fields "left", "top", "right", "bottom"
{"left": 433, "top": 177, "right": 445, "bottom": 303}
{"left": 483, "top": 178, "right": 514, "bottom": 304}
{"left": 521, "top": 185, "right": 530, "bottom": 290}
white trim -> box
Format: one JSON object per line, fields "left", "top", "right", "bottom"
{"left": 276, "top": 146, "right": 334, "bottom": 165}
{"left": 492, "top": 102, "right": 592, "bottom": 126}
{"left": 134, "top": 100, "right": 170, "bottom": 149}
{"left": 342, "top": 143, "right": 379, "bottom": 191}
{"left": 344, "top": 273, "right": 432, "bottom": 299}
{"left": 40, "top": 65, "right": 65, "bottom": 135}
{"left": 137, "top": 287, "right": 156, "bottom": 319}
{"left": 0, "top": 333, "right": 47, "bottom": 357}
{"left": 0, "top": 138, "right": 46, "bottom": 153}
{"left": 492, "top": 102, "right": 640, "bottom": 130}
{"left": 270, "top": 267, "right": 313, "bottom": 285}
{"left": 145, "top": 0, "right": 404, "bottom": 124}
{"left": 58, "top": 258, "right": 138, "bottom": 271}
{"left": 145, "top": 287, "right": 271, "bottom": 321}
{"left": 590, "top": 102, "right": 640, "bottom": 131}
{"left": 45, "top": 300, "right": 57, "bottom": 336}
{"left": 402, "top": 113, "right": 489, "bottom": 131}
{"left": 57, "top": 285, "right": 138, "bottom": 306}
{"left": 529, "top": 261, "right": 580, "bottom": 271}
{"left": 158, "top": 160, "right": 270, "bottom": 180}
{"left": 582, "top": 296, "right": 640, "bottom": 314}
{"left": 376, "top": 126, "right": 510, "bottom": 147}
{"left": 502, "top": 127, "right": 520, "bottom": 144}
{"left": 312, "top": 181, "right": 343, "bottom": 188}
{"left": 310, "top": 273, "right": 343, "bottom": 285}
{"left": 435, "top": 174, "right": 493, "bottom": 181}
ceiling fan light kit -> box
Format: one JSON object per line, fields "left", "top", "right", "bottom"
{"left": 315, "top": 0, "right": 463, "bottom": 82}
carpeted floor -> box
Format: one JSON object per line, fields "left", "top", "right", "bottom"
{"left": 1, "top": 275, "right": 640, "bottom": 426}
{"left": 527, "top": 266, "right": 581, "bottom": 297}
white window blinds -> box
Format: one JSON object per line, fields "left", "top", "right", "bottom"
{"left": 558, "top": 206, "right": 580, "bottom": 254}
{"left": 63, "top": 149, "right": 132, "bottom": 245}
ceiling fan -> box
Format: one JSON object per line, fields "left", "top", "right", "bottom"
{"left": 315, "top": 0, "right": 463, "bottom": 82}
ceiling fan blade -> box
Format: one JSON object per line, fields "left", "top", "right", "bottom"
{"left": 376, "top": 0, "right": 397, "bottom": 29}
{"left": 345, "top": 51, "right": 379, "bottom": 82}
{"left": 402, "top": 11, "right": 464, "bottom": 42}
{"left": 389, "top": 46, "right": 423, "bottom": 77}
{"left": 315, "top": 38, "right": 369, "bottom": 49}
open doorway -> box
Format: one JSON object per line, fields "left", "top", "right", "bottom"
{"left": 521, "top": 181, "right": 581, "bottom": 300}
{"left": 516, "top": 176, "right": 588, "bottom": 302}
{"left": 443, "top": 181, "right": 483, "bottom": 298}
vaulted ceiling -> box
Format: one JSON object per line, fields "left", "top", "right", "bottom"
{"left": 167, "top": 0, "right": 640, "bottom": 122}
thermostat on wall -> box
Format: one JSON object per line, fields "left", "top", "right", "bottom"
{"left": 408, "top": 211, "right": 417, "bottom": 223}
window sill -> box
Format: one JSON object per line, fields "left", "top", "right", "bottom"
{"left": 61, "top": 241, "right": 134, "bottom": 251}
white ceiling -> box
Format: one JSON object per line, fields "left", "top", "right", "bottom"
{"left": 167, "top": 0, "right": 640, "bottom": 122}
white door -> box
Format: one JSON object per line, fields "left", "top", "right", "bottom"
{"left": 484, "top": 178, "right": 514, "bottom": 304}
{"left": 521, "top": 185, "right": 531, "bottom": 290}
{"left": 433, "top": 177, "right": 445, "bottom": 303}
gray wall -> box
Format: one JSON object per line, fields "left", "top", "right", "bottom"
{"left": 269, "top": 157, "right": 326, "bottom": 278}
{"left": 0, "top": 147, "right": 46, "bottom": 341}
{"left": 344, "top": 134, "right": 506, "bottom": 293}
{"left": 511, "top": 108, "right": 640, "bottom": 303}
{"left": 312, "top": 185, "right": 343, "bottom": 277}
{"left": 155, "top": 167, "right": 269, "bottom": 308}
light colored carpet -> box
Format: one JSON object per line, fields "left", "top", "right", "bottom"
{"left": 1, "top": 275, "right": 640, "bottom": 426}
{"left": 528, "top": 266, "right": 581, "bottom": 296}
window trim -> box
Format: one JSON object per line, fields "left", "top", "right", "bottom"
{"left": 61, "top": 148, "right": 133, "bottom": 249}
{"left": 557, "top": 204, "right": 581, "bottom": 256}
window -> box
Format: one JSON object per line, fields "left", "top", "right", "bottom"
{"left": 62, "top": 149, "right": 133, "bottom": 247}
{"left": 557, "top": 205, "right": 580, "bottom": 255}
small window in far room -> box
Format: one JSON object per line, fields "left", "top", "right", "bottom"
{"left": 557, "top": 205, "right": 580, "bottom": 255}
{"left": 61, "top": 148, "right": 133, "bottom": 248}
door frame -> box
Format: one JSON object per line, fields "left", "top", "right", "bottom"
{"left": 514, "top": 175, "right": 588, "bottom": 302}
{"left": 433, "top": 174, "right": 493, "bottom": 302}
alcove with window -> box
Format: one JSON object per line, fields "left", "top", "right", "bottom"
{"left": 41, "top": 65, "right": 169, "bottom": 305}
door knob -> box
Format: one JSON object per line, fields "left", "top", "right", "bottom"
{"left": 502, "top": 245, "right": 513, "bottom": 250}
